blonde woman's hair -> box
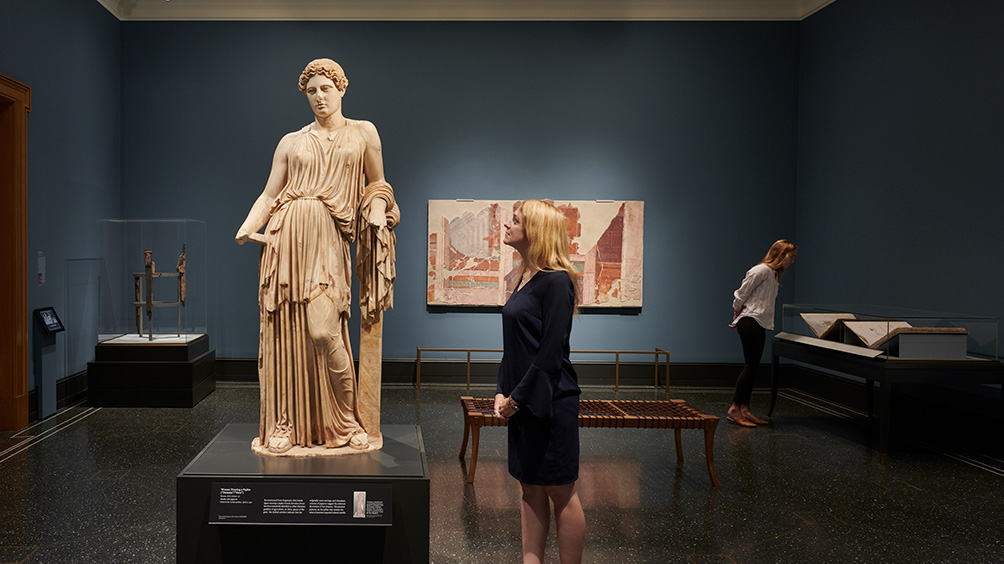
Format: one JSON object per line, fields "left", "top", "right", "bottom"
{"left": 516, "top": 200, "right": 581, "bottom": 308}
{"left": 760, "top": 239, "right": 798, "bottom": 281}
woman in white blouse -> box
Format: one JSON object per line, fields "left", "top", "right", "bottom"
{"left": 728, "top": 239, "right": 797, "bottom": 427}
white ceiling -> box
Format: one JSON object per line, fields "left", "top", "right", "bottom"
{"left": 95, "top": 0, "right": 838, "bottom": 21}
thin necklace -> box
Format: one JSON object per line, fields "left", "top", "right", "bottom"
{"left": 520, "top": 269, "right": 534, "bottom": 288}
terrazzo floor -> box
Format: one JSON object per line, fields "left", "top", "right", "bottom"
{"left": 0, "top": 383, "right": 1001, "bottom": 563}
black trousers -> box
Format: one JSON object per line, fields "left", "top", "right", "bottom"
{"left": 733, "top": 316, "right": 766, "bottom": 406}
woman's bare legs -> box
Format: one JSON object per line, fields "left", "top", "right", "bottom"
{"left": 521, "top": 482, "right": 585, "bottom": 564}
{"left": 520, "top": 483, "right": 549, "bottom": 564}
{"left": 550, "top": 483, "right": 585, "bottom": 563}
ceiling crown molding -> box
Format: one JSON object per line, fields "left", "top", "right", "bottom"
{"left": 95, "top": 0, "right": 838, "bottom": 22}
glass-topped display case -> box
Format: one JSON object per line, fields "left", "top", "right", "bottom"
{"left": 97, "top": 219, "right": 207, "bottom": 343}
{"left": 780, "top": 304, "right": 998, "bottom": 361}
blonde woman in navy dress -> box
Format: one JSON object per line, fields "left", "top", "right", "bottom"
{"left": 495, "top": 200, "right": 585, "bottom": 564}
{"left": 728, "top": 239, "right": 797, "bottom": 427}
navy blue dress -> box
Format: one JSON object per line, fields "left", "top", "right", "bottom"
{"left": 496, "top": 270, "right": 581, "bottom": 486}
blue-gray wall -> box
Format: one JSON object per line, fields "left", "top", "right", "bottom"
{"left": 796, "top": 0, "right": 1004, "bottom": 327}
{"left": 7, "top": 0, "right": 1002, "bottom": 392}
{"left": 118, "top": 21, "right": 799, "bottom": 362}
{"left": 1, "top": 0, "right": 121, "bottom": 389}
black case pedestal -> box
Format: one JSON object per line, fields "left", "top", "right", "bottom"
{"left": 88, "top": 334, "right": 215, "bottom": 407}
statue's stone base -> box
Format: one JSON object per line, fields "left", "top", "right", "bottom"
{"left": 250, "top": 433, "right": 383, "bottom": 456}
{"left": 177, "top": 423, "right": 429, "bottom": 564}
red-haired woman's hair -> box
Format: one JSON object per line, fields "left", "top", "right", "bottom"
{"left": 761, "top": 239, "right": 797, "bottom": 280}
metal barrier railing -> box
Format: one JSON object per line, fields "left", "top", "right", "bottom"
{"left": 415, "top": 346, "right": 670, "bottom": 392}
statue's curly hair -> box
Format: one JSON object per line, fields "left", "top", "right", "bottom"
{"left": 297, "top": 58, "right": 348, "bottom": 93}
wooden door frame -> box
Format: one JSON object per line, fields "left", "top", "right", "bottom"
{"left": 0, "top": 73, "right": 30, "bottom": 431}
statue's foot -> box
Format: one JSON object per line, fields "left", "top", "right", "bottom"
{"left": 267, "top": 436, "right": 293, "bottom": 453}
{"left": 348, "top": 431, "right": 369, "bottom": 450}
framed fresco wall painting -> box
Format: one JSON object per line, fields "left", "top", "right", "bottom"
{"left": 428, "top": 200, "right": 643, "bottom": 308}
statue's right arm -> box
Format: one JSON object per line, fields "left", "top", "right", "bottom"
{"left": 235, "top": 135, "right": 292, "bottom": 245}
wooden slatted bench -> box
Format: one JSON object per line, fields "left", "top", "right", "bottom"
{"left": 459, "top": 396, "right": 720, "bottom": 487}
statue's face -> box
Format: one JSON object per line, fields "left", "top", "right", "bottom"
{"left": 305, "top": 74, "right": 342, "bottom": 118}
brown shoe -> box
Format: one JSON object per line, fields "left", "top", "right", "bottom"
{"left": 744, "top": 413, "right": 769, "bottom": 425}
{"left": 727, "top": 415, "right": 756, "bottom": 428}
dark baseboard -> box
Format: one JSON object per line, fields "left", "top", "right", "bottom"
{"left": 215, "top": 358, "right": 258, "bottom": 382}
{"left": 406, "top": 359, "right": 763, "bottom": 389}
{"left": 33, "top": 359, "right": 1000, "bottom": 424}
{"left": 28, "top": 370, "right": 89, "bottom": 421}
{"left": 215, "top": 358, "right": 429, "bottom": 386}
{"left": 55, "top": 359, "right": 759, "bottom": 419}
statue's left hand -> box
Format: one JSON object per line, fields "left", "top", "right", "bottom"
{"left": 367, "top": 198, "right": 388, "bottom": 228}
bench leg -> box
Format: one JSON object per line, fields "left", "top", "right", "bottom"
{"left": 459, "top": 413, "right": 470, "bottom": 460}
{"left": 673, "top": 428, "right": 683, "bottom": 462}
{"left": 467, "top": 424, "right": 481, "bottom": 484}
{"left": 704, "top": 423, "right": 720, "bottom": 487}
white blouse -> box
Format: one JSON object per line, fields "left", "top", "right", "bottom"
{"left": 732, "top": 263, "right": 780, "bottom": 330}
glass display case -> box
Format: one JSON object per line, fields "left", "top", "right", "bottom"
{"left": 97, "top": 219, "right": 207, "bottom": 343}
{"left": 66, "top": 258, "right": 104, "bottom": 374}
{"left": 780, "top": 304, "right": 998, "bottom": 361}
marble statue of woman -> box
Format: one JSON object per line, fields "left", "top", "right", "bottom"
{"left": 235, "top": 58, "right": 399, "bottom": 455}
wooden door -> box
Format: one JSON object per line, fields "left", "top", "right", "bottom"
{"left": 0, "top": 73, "right": 29, "bottom": 430}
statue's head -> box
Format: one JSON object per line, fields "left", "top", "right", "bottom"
{"left": 298, "top": 59, "right": 348, "bottom": 94}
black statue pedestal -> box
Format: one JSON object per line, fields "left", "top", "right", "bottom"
{"left": 177, "top": 423, "right": 430, "bottom": 564}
